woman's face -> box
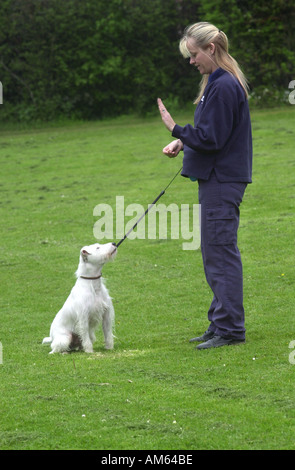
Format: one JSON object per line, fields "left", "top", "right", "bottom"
{"left": 186, "top": 39, "right": 218, "bottom": 75}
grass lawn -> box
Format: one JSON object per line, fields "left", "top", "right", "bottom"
{"left": 0, "top": 106, "right": 295, "bottom": 450}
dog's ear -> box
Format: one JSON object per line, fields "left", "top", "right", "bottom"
{"left": 81, "top": 249, "right": 90, "bottom": 262}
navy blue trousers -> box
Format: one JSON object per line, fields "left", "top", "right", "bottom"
{"left": 198, "top": 171, "right": 247, "bottom": 340}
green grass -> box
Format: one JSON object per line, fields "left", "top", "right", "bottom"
{"left": 0, "top": 107, "right": 295, "bottom": 450}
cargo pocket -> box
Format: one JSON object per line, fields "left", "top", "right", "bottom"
{"left": 206, "top": 207, "right": 237, "bottom": 246}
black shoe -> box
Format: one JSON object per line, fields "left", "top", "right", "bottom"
{"left": 189, "top": 329, "right": 215, "bottom": 343}
{"left": 196, "top": 334, "right": 245, "bottom": 350}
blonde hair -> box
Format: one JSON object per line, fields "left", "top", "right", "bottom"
{"left": 179, "top": 22, "right": 249, "bottom": 104}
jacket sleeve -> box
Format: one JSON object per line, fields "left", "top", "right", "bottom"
{"left": 172, "top": 94, "right": 235, "bottom": 154}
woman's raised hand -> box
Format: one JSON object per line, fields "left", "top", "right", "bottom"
{"left": 157, "top": 98, "right": 176, "bottom": 132}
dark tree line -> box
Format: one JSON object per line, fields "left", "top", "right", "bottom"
{"left": 0, "top": 0, "right": 294, "bottom": 121}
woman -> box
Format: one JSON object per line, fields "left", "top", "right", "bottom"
{"left": 158, "top": 22, "right": 252, "bottom": 349}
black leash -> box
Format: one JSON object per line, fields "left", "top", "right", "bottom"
{"left": 115, "top": 166, "right": 182, "bottom": 248}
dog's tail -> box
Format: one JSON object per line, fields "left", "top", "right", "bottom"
{"left": 42, "top": 337, "right": 52, "bottom": 345}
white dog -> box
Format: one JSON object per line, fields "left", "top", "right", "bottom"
{"left": 42, "top": 242, "right": 117, "bottom": 354}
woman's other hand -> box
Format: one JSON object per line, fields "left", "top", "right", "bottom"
{"left": 162, "top": 139, "right": 183, "bottom": 158}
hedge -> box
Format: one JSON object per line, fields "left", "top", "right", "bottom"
{"left": 0, "top": 0, "right": 294, "bottom": 121}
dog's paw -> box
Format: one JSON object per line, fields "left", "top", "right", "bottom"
{"left": 42, "top": 337, "right": 52, "bottom": 344}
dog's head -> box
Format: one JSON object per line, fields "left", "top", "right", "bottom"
{"left": 80, "top": 242, "right": 117, "bottom": 267}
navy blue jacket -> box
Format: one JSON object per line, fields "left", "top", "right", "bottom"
{"left": 172, "top": 68, "right": 252, "bottom": 183}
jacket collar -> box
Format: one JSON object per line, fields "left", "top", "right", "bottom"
{"left": 208, "top": 67, "right": 225, "bottom": 84}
